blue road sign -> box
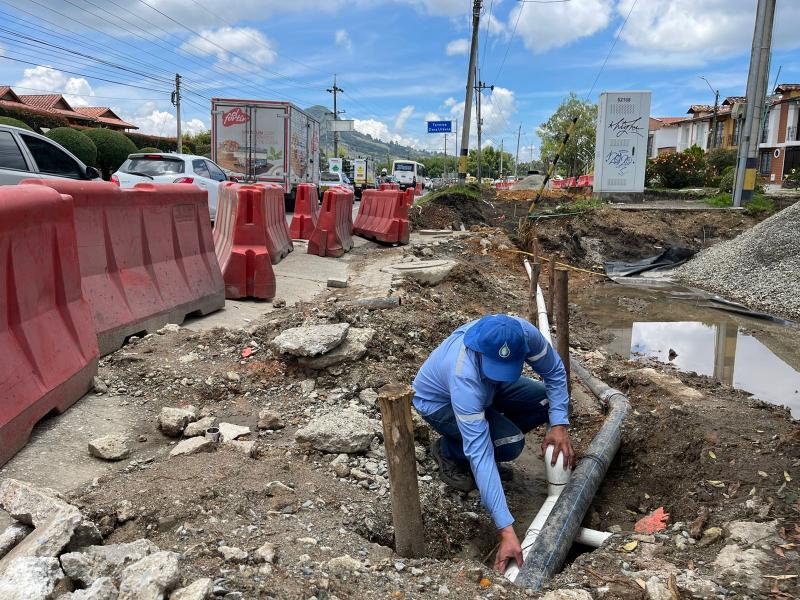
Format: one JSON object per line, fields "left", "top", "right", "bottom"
{"left": 427, "top": 121, "right": 452, "bottom": 133}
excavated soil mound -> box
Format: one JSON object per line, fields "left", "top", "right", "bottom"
{"left": 410, "top": 187, "right": 496, "bottom": 230}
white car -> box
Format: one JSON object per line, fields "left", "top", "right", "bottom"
{"left": 112, "top": 153, "right": 228, "bottom": 220}
{"left": 319, "top": 171, "right": 354, "bottom": 198}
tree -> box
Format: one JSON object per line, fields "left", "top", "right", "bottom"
{"left": 537, "top": 92, "right": 597, "bottom": 177}
{"left": 45, "top": 128, "right": 97, "bottom": 166}
{"left": 84, "top": 128, "right": 137, "bottom": 179}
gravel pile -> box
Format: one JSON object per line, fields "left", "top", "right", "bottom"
{"left": 675, "top": 201, "right": 800, "bottom": 320}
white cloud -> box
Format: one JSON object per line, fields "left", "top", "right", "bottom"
{"left": 615, "top": 0, "right": 800, "bottom": 65}
{"left": 15, "top": 66, "right": 95, "bottom": 107}
{"left": 424, "top": 112, "right": 441, "bottom": 122}
{"left": 511, "top": 0, "right": 612, "bottom": 53}
{"left": 447, "top": 86, "right": 516, "bottom": 145}
{"left": 446, "top": 38, "right": 469, "bottom": 56}
{"left": 354, "top": 118, "right": 392, "bottom": 141}
{"left": 181, "top": 26, "right": 276, "bottom": 72}
{"left": 335, "top": 29, "right": 352, "bottom": 52}
{"left": 400, "top": 0, "right": 468, "bottom": 17}
{"left": 443, "top": 97, "right": 457, "bottom": 108}
{"left": 394, "top": 105, "right": 414, "bottom": 131}
{"left": 129, "top": 109, "right": 208, "bottom": 138}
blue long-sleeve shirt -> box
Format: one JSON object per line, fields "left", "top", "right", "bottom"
{"left": 412, "top": 316, "right": 569, "bottom": 529}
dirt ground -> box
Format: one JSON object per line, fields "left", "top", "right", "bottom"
{"left": 5, "top": 197, "right": 798, "bottom": 599}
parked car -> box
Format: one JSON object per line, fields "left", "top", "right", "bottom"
{"left": 112, "top": 153, "right": 228, "bottom": 220}
{"left": 319, "top": 171, "right": 354, "bottom": 198}
{"left": 0, "top": 124, "right": 101, "bottom": 184}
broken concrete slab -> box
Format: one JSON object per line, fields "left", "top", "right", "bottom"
{"left": 0, "top": 523, "right": 31, "bottom": 560}
{"left": 169, "top": 578, "right": 213, "bottom": 600}
{"left": 0, "top": 480, "right": 100, "bottom": 567}
{"left": 61, "top": 539, "right": 159, "bottom": 587}
{"left": 382, "top": 260, "right": 457, "bottom": 285}
{"left": 158, "top": 406, "right": 199, "bottom": 438}
{"left": 712, "top": 544, "right": 769, "bottom": 590}
{"left": 725, "top": 520, "right": 779, "bottom": 545}
{"left": 59, "top": 576, "right": 118, "bottom": 599}
{"left": 271, "top": 323, "right": 350, "bottom": 357}
{"left": 298, "top": 328, "right": 376, "bottom": 369}
{"left": 225, "top": 440, "right": 256, "bottom": 458}
{"left": 295, "top": 409, "right": 380, "bottom": 453}
{"left": 169, "top": 437, "right": 215, "bottom": 458}
{"left": 217, "top": 423, "right": 250, "bottom": 442}
{"left": 183, "top": 416, "right": 216, "bottom": 438}
{"left": 327, "top": 277, "right": 349, "bottom": 288}
{"left": 117, "top": 551, "right": 181, "bottom": 600}
{"left": 0, "top": 556, "right": 64, "bottom": 599}
{"left": 87, "top": 435, "right": 130, "bottom": 461}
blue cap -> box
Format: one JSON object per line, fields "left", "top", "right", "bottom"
{"left": 464, "top": 315, "right": 528, "bottom": 382}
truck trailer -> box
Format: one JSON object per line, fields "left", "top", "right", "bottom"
{"left": 211, "top": 98, "right": 320, "bottom": 210}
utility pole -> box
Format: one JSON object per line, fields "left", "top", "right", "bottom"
{"left": 499, "top": 138, "right": 504, "bottom": 179}
{"left": 444, "top": 133, "right": 448, "bottom": 179}
{"left": 734, "top": 0, "right": 776, "bottom": 207}
{"left": 700, "top": 76, "right": 720, "bottom": 149}
{"left": 171, "top": 73, "right": 182, "bottom": 151}
{"left": 459, "top": 0, "right": 481, "bottom": 181}
{"left": 514, "top": 124, "right": 521, "bottom": 179}
{"left": 475, "top": 78, "right": 493, "bottom": 181}
{"left": 327, "top": 75, "right": 344, "bottom": 157}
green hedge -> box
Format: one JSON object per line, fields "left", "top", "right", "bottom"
{"left": 137, "top": 147, "right": 161, "bottom": 153}
{"left": 45, "top": 128, "right": 97, "bottom": 166}
{"left": 84, "top": 128, "right": 138, "bottom": 179}
{"left": 0, "top": 105, "right": 69, "bottom": 131}
{"left": 124, "top": 131, "right": 178, "bottom": 152}
{"left": 0, "top": 116, "right": 34, "bottom": 131}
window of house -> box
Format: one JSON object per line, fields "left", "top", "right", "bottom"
{"left": 759, "top": 151, "right": 772, "bottom": 174}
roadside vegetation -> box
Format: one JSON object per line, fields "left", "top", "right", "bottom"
{"left": 705, "top": 191, "right": 776, "bottom": 216}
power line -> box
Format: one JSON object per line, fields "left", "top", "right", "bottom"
{"left": 584, "top": 0, "right": 638, "bottom": 101}
{"left": 479, "top": 0, "right": 494, "bottom": 70}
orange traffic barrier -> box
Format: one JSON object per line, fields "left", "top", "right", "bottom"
{"left": 379, "top": 182, "right": 400, "bottom": 191}
{"left": 289, "top": 183, "right": 319, "bottom": 240}
{"left": 213, "top": 183, "right": 281, "bottom": 299}
{"left": 0, "top": 185, "right": 99, "bottom": 467}
{"left": 307, "top": 188, "right": 354, "bottom": 258}
{"left": 415, "top": 182, "right": 423, "bottom": 196}
{"left": 353, "top": 189, "right": 409, "bottom": 245}
{"left": 404, "top": 188, "right": 415, "bottom": 208}
{"left": 252, "top": 182, "right": 294, "bottom": 262}
{"left": 22, "top": 179, "right": 225, "bottom": 355}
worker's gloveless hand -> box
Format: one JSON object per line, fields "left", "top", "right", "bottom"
{"left": 541, "top": 425, "right": 575, "bottom": 469}
{"left": 494, "top": 526, "right": 523, "bottom": 574}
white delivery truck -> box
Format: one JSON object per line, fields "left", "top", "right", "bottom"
{"left": 211, "top": 98, "right": 320, "bottom": 210}
{"left": 347, "top": 157, "right": 376, "bottom": 199}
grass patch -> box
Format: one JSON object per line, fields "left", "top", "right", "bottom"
{"left": 547, "top": 196, "right": 607, "bottom": 214}
{"left": 704, "top": 192, "right": 775, "bottom": 216}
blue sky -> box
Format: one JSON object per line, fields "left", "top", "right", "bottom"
{"left": 1, "top": 0, "right": 799, "bottom": 158}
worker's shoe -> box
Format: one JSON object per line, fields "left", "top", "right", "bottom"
{"left": 431, "top": 438, "right": 476, "bottom": 492}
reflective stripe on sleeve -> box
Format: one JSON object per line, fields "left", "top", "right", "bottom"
{"left": 493, "top": 433, "right": 524, "bottom": 447}
{"left": 528, "top": 346, "right": 548, "bottom": 362}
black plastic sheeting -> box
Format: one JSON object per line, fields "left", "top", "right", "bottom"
{"left": 604, "top": 246, "right": 695, "bottom": 278}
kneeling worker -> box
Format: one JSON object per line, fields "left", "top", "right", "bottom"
{"left": 412, "top": 314, "right": 573, "bottom": 574}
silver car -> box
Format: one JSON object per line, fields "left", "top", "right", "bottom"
{"left": 0, "top": 124, "right": 101, "bottom": 184}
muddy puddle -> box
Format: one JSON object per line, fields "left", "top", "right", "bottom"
{"left": 572, "top": 280, "right": 800, "bottom": 418}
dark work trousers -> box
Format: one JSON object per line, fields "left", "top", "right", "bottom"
{"left": 419, "top": 377, "right": 550, "bottom": 463}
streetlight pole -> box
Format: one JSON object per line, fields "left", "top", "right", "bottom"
{"left": 700, "top": 76, "right": 719, "bottom": 149}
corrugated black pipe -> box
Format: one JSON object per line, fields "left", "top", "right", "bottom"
{"left": 514, "top": 358, "right": 630, "bottom": 590}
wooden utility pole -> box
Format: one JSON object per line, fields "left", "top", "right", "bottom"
{"left": 554, "top": 269, "right": 570, "bottom": 392}
{"left": 377, "top": 384, "right": 425, "bottom": 558}
{"left": 458, "top": 0, "right": 481, "bottom": 181}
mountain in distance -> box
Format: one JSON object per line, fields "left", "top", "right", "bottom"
{"left": 304, "top": 105, "right": 434, "bottom": 161}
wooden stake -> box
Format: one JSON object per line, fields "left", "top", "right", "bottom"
{"left": 528, "top": 262, "right": 541, "bottom": 324}
{"left": 547, "top": 254, "right": 556, "bottom": 324}
{"left": 377, "top": 384, "right": 426, "bottom": 558}
{"left": 554, "top": 269, "right": 571, "bottom": 393}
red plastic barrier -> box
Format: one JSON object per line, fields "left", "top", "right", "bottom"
{"left": 551, "top": 179, "right": 565, "bottom": 189}
{"left": 252, "top": 182, "right": 294, "bottom": 263}
{"left": 213, "top": 183, "right": 281, "bottom": 299}
{"left": 22, "top": 179, "right": 225, "bottom": 356}
{"left": 289, "top": 183, "right": 319, "bottom": 240}
{"left": 564, "top": 177, "right": 576, "bottom": 188}
{"left": 404, "top": 188, "right": 415, "bottom": 208}
{"left": 415, "top": 182, "right": 423, "bottom": 196}
{"left": 353, "top": 189, "right": 409, "bottom": 245}
{"left": 379, "top": 182, "right": 400, "bottom": 191}
{"left": 307, "top": 188, "right": 354, "bottom": 258}
{"left": 0, "top": 185, "right": 99, "bottom": 467}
